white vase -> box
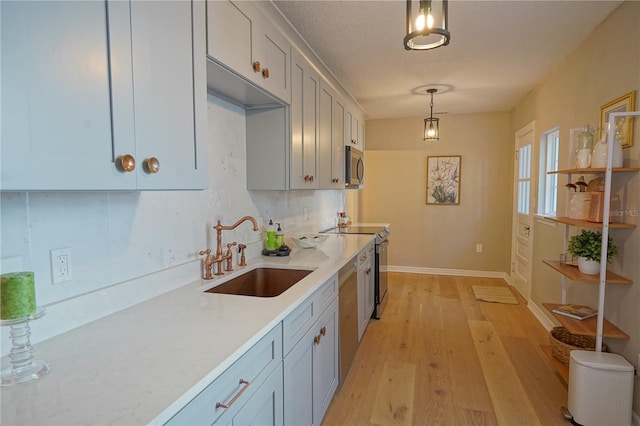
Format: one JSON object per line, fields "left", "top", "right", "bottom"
{"left": 591, "top": 132, "right": 623, "bottom": 168}
{"left": 578, "top": 257, "right": 601, "bottom": 275}
{"left": 568, "top": 192, "right": 591, "bottom": 219}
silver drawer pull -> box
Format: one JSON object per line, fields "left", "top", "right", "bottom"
{"left": 216, "top": 379, "right": 250, "bottom": 409}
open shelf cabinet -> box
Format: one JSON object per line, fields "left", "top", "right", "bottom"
{"left": 542, "top": 303, "right": 630, "bottom": 339}
{"left": 542, "top": 260, "right": 632, "bottom": 284}
{"left": 540, "top": 111, "right": 639, "bottom": 376}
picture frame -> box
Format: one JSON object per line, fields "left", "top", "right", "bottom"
{"left": 426, "top": 155, "right": 461, "bottom": 205}
{"left": 599, "top": 90, "right": 636, "bottom": 148}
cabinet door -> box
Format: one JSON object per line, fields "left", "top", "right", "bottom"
{"left": 254, "top": 21, "right": 291, "bottom": 103}
{"left": 290, "top": 50, "right": 319, "bottom": 189}
{"left": 283, "top": 327, "right": 314, "bottom": 425}
{"left": 0, "top": 0, "right": 135, "bottom": 190}
{"left": 129, "top": 0, "right": 207, "bottom": 190}
{"left": 232, "top": 363, "right": 283, "bottom": 426}
{"left": 206, "top": 0, "right": 254, "bottom": 78}
{"left": 313, "top": 297, "right": 339, "bottom": 425}
{"left": 318, "top": 81, "right": 345, "bottom": 189}
{"left": 345, "top": 105, "right": 365, "bottom": 151}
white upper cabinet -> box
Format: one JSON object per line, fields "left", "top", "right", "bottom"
{"left": 0, "top": 0, "right": 207, "bottom": 191}
{"left": 345, "top": 104, "right": 365, "bottom": 152}
{"left": 206, "top": 0, "right": 291, "bottom": 103}
{"left": 318, "top": 81, "right": 345, "bottom": 189}
{"left": 290, "top": 49, "right": 320, "bottom": 189}
{"left": 129, "top": 0, "right": 208, "bottom": 190}
{"left": 1, "top": 1, "right": 133, "bottom": 190}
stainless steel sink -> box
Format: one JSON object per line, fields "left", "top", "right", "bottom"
{"left": 205, "top": 267, "right": 312, "bottom": 297}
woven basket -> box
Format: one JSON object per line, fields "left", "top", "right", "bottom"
{"left": 549, "top": 326, "right": 607, "bottom": 366}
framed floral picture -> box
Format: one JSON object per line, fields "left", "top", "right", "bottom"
{"left": 426, "top": 155, "right": 461, "bottom": 205}
{"left": 599, "top": 91, "right": 636, "bottom": 148}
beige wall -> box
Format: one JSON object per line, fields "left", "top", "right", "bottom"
{"left": 512, "top": 1, "right": 640, "bottom": 413}
{"left": 361, "top": 112, "right": 513, "bottom": 273}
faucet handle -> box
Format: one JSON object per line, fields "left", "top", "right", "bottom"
{"left": 198, "top": 249, "right": 213, "bottom": 280}
{"left": 226, "top": 242, "right": 237, "bottom": 253}
{"left": 238, "top": 244, "right": 247, "bottom": 267}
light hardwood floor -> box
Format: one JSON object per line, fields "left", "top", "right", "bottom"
{"left": 323, "top": 272, "right": 568, "bottom": 426}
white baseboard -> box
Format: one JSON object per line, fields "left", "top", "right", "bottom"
{"left": 527, "top": 300, "right": 555, "bottom": 331}
{"left": 386, "top": 265, "right": 508, "bottom": 279}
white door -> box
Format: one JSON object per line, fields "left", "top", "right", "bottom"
{"left": 511, "top": 122, "right": 535, "bottom": 301}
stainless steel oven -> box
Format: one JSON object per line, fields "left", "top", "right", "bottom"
{"left": 321, "top": 225, "right": 390, "bottom": 319}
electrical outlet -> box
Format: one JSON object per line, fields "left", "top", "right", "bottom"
{"left": 50, "top": 248, "right": 72, "bottom": 284}
{"left": 476, "top": 244, "right": 483, "bottom": 253}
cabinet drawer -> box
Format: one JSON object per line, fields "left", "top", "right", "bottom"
{"left": 166, "top": 324, "right": 282, "bottom": 426}
{"left": 282, "top": 274, "right": 338, "bottom": 355}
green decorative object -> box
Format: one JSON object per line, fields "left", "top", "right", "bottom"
{"left": 1, "top": 272, "right": 36, "bottom": 320}
{"left": 567, "top": 229, "right": 617, "bottom": 262}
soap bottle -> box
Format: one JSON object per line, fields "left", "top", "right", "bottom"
{"left": 266, "top": 219, "right": 276, "bottom": 250}
{"left": 275, "top": 223, "right": 284, "bottom": 249}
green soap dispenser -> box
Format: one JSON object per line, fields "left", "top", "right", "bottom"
{"left": 275, "top": 223, "right": 284, "bottom": 249}
{"left": 266, "top": 219, "right": 276, "bottom": 250}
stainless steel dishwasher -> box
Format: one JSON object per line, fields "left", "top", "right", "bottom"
{"left": 338, "top": 256, "right": 358, "bottom": 385}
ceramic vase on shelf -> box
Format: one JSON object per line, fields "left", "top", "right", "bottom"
{"left": 568, "top": 192, "right": 591, "bottom": 219}
{"left": 578, "top": 257, "right": 601, "bottom": 275}
{"left": 574, "top": 125, "right": 594, "bottom": 169}
{"left": 591, "top": 131, "right": 623, "bottom": 168}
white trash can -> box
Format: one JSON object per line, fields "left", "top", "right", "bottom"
{"left": 568, "top": 350, "right": 634, "bottom": 426}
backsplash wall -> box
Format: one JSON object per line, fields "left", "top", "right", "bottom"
{"left": 0, "top": 94, "right": 344, "bottom": 355}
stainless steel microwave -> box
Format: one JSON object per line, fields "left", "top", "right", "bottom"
{"left": 345, "top": 146, "right": 364, "bottom": 188}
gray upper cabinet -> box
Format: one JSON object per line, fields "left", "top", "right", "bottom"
{"left": 0, "top": 0, "right": 207, "bottom": 191}
{"left": 206, "top": 0, "right": 291, "bottom": 104}
{"left": 290, "top": 49, "right": 320, "bottom": 189}
{"left": 318, "top": 81, "right": 345, "bottom": 189}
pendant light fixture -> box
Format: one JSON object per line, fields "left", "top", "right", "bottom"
{"left": 424, "top": 88, "right": 439, "bottom": 141}
{"left": 404, "top": 0, "right": 450, "bottom": 50}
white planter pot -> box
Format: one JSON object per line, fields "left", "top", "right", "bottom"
{"left": 578, "top": 257, "right": 601, "bottom": 275}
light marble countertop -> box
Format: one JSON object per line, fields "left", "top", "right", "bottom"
{"left": 1, "top": 234, "right": 374, "bottom": 426}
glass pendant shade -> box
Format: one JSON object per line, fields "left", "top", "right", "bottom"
{"left": 404, "top": 0, "right": 450, "bottom": 50}
{"left": 424, "top": 117, "right": 439, "bottom": 141}
{"left": 423, "top": 88, "right": 440, "bottom": 141}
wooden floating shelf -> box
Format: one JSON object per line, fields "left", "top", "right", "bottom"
{"left": 543, "top": 260, "right": 633, "bottom": 284}
{"left": 540, "top": 344, "right": 569, "bottom": 383}
{"left": 541, "top": 216, "right": 636, "bottom": 229}
{"left": 543, "top": 303, "right": 630, "bottom": 340}
{"left": 548, "top": 167, "right": 640, "bottom": 175}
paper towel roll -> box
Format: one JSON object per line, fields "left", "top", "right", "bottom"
{"left": 1, "top": 271, "right": 36, "bottom": 320}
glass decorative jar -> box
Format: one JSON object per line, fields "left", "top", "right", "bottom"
{"left": 575, "top": 125, "right": 594, "bottom": 169}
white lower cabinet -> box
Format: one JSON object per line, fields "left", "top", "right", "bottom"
{"left": 284, "top": 297, "right": 339, "bottom": 426}
{"left": 166, "top": 276, "right": 340, "bottom": 426}
{"left": 231, "top": 363, "right": 283, "bottom": 426}
{"left": 165, "top": 324, "right": 282, "bottom": 426}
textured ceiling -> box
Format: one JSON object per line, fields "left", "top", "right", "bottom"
{"left": 273, "top": 0, "right": 623, "bottom": 119}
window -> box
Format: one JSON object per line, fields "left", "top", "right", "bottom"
{"left": 538, "top": 128, "right": 559, "bottom": 216}
{"left": 517, "top": 144, "right": 531, "bottom": 215}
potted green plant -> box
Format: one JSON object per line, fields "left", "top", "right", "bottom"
{"left": 567, "top": 229, "right": 617, "bottom": 275}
